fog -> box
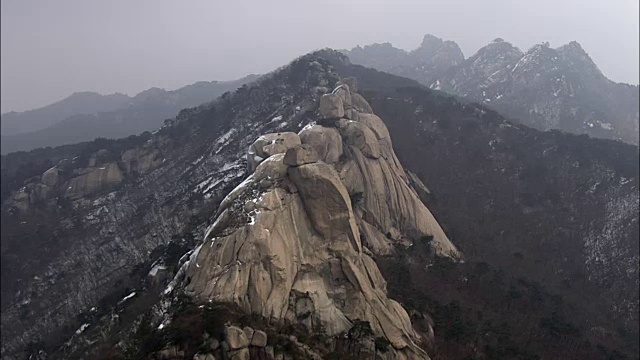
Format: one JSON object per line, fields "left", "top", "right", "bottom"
{"left": 1, "top": 0, "right": 638, "bottom": 113}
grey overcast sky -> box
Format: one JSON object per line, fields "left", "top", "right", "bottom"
{"left": 1, "top": 0, "right": 638, "bottom": 113}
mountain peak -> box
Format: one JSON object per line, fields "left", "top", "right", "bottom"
{"left": 471, "top": 38, "right": 523, "bottom": 63}
{"left": 419, "top": 33, "right": 444, "bottom": 48}
{"left": 556, "top": 40, "right": 589, "bottom": 57}
{"left": 68, "top": 91, "right": 103, "bottom": 98}
{"left": 413, "top": 34, "right": 464, "bottom": 64}
{"left": 562, "top": 40, "right": 584, "bottom": 51}
{"left": 182, "top": 77, "right": 458, "bottom": 360}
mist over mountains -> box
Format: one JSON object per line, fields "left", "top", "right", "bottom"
{"left": 2, "top": 34, "right": 636, "bottom": 157}
{"left": 0, "top": 75, "right": 259, "bottom": 154}
{"left": 342, "top": 35, "right": 639, "bottom": 145}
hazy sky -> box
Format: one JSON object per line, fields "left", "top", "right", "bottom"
{"left": 1, "top": 0, "right": 638, "bottom": 113}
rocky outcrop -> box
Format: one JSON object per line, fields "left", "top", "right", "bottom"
{"left": 41, "top": 167, "right": 59, "bottom": 187}
{"left": 65, "top": 162, "right": 124, "bottom": 198}
{"left": 319, "top": 94, "right": 344, "bottom": 119}
{"left": 225, "top": 326, "right": 250, "bottom": 350}
{"left": 247, "top": 132, "right": 301, "bottom": 173}
{"left": 121, "top": 146, "right": 162, "bottom": 174}
{"left": 298, "top": 125, "right": 343, "bottom": 164}
{"left": 283, "top": 144, "right": 319, "bottom": 166}
{"left": 184, "top": 78, "right": 460, "bottom": 360}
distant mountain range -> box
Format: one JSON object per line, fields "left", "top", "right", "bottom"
{"left": 0, "top": 75, "right": 260, "bottom": 154}
{"left": 342, "top": 35, "right": 639, "bottom": 145}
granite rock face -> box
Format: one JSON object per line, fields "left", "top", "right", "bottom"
{"left": 247, "top": 132, "right": 301, "bottom": 173}
{"left": 184, "top": 81, "right": 459, "bottom": 360}
{"left": 283, "top": 144, "right": 319, "bottom": 166}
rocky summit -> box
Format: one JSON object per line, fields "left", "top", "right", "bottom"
{"left": 343, "top": 35, "right": 639, "bottom": 145}
{"left": 175, "top": 79, "right": 458, "bottom": 360}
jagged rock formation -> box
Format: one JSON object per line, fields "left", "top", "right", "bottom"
{"left": 343, "top": 34, "right": 464, "bottom": 86}
{"left": 432, "top": 40, "right": 640, "bottom": 144}
{"left": 186, "top": 324, "right": 314, "bottom": 360}
{"left": 7, "top": 145, "right": 162, "bottom": 211}
{"left": 182, "top": 79, "right": 458, "bottom": 359}
{"left": 343, "top": 36, "right": 639, "bottom": 145}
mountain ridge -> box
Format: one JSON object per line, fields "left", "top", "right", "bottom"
{"left": 0, "top": 75, "right": 260, "bottom": 154}
{"left": 342, "top": 35, "right": 640, "bottom": 145}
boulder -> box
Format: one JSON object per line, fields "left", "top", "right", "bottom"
{"left": 253, "top": 153, "right": 289, "bottom": 182}
{"left": 242, "top": 326, "right": 254, "bottom": 343}
{"left": 338, "top": 76, "right": 358, "bottom": 94}
{"left": 283, "top": 144, "right": 319, "bottom": 166}
{"left": 319, "top": 94, "right": 344, "bottom": 119}
{"left": 332, "top": 84, "right": 352, "bottom": 108}
{"left": 338, "top": 121, "right": 381, "bottom": 159}
{"left": 229, "top": 348, "right": 249, "bottom": 360}
{"left": 225, "top": 326, "right": 250, "bottom": 350}
{"left": 41, "top": 167, "right": 59, "bottom": 187}
{"left": 250, "top": 330, "right": 268, "bottom": 347}
{"left": 299, "top": 125, "right": 343, "bottom": 164}
{"left": 248, "top": 132, "right": 301, "bottom": 173}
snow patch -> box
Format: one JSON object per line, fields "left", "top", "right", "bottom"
{"left": 213, "top": 129, "right": 237, "bottom": 155}
{"left": 119, "top": 291, "right": 136, "bottom": 303}
{"left": 75, "top": 323, "right": 90, "bottom": 335}
{"left": 301, "top": 121, "right": 317, "bottom": 131}
{"left": 191, "top": 154, "right": 205, "bottom": 166}
{"left": 148, "top": 264, "right": 167, "bottom": 277}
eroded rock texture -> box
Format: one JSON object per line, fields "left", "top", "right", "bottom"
{"left": 184, "top": 79, "right": 459, "bottom": 359}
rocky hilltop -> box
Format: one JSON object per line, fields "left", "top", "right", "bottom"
{"left": 343, "top": 36, "right": 639, "bottom": 145}
{"left": 170, "top": 79, "right": 458, "bottom": 359}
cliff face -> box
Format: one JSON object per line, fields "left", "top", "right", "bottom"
{"left": 180, "top": 79, "right": 458, "bottom": 359}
